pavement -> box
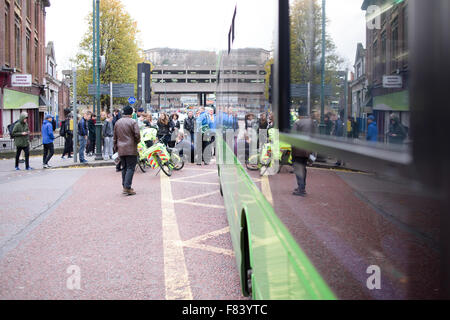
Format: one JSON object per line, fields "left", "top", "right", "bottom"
{"left": 0, "top": 159, "right": 246, "bottom": 300}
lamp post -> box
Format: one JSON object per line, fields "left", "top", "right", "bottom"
{"left": 319, "top": 0, "right": 326, "bottom": 135}
{"left": 94, "top": 0, "right": 103, "bottom": 160}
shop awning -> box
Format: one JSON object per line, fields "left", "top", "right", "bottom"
{"left": 373, "top": 90, "right": 409, "bottom": 112}
{"left": 3, "top": 88, "right": 39, "bottom": 110}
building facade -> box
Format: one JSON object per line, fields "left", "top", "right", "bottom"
{"left": 350, "top": 43, "right": 368, "bottom": 132}
{"left": 0, "top": 0, "right": 50, "bottom": 136}
{"left": 44, "top": 41, "right": 60, "bottom": 124}
{"left": 362, "top": 0, "right": 410, "bottom": 143}
{"left": 144, "top": 48, "right": 271, "bottom": 113}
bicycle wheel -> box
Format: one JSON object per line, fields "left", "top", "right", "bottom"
{"left": 171, "top": 153, "right": 185, "bottom": 171}
{"left": 137, "top": 159, "right": 147, "bottom": 173}
{"left": 155, "top": 154, "right": 172, "bottom": 177}
{"left": 246, "top": 155, "right": 260, "bottom": 171}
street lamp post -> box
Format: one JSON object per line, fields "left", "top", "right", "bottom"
{"left": 94, "top": 0, "right": 103, "bottom": 161}
{"left": 319, "top": 0, "right": 326, "bottom": 135}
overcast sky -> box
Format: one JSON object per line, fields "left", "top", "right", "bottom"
{"left": 46, "top": 0, "right": 366, "bottom": 78}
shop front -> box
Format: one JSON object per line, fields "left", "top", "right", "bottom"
{"left": 2, "top": 88, "right": 40, "bottom": 136}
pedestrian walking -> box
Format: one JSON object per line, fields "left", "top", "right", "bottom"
{"left": 169, "top": 113, "right": 181, "bottom": 148}
{"left": 112, "top": 108, "right": 121, "bottom": 127}
{"left": 61, "top": 110, "right": 74, "bottom": 159}
{"left": 291, "top": 106, "right": 316, "bottom": 197}
{"left": 11, "top": 112, "right": 32, "bottom": 171}
{"left": 387, "top": 114, "right": 407, "bottom": 144}
{"left": 113, "top": 105, "right": 141, "bottom": 196}
{"left": 102, "top": 112, "right": 114, "bottom": 160}
{"left": 78, "top": 111, "right": 90, "bottom": 163}
{"left": 366, "top": 115, "right": 378, "bottom": 143}
{"left": 42, "top": 114, "right": 55, "bottom": 169}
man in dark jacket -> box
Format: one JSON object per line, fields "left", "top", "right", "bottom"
{"left": 87, "top": 113, "right": 97, "bottom": 156}
{"left": 114, "top": 105, "right": 141, "bottom": 196}
{"left": 78, "top": 111, "right": 90, "bottom": 163}
{"left": 11, "top": 112, "right": 32, "bottom": 170}
{"left": 388, "top": 115, "right": 407, "bottom": 144}
{"left": 292, "top": 106, "right": 317, "bottom": 196}
{"left": 61, "top": 110, "right": 74, "bottom": 159}
{"left": 42, "top": 114, "right": 55, "bottom": 169}
{"left": 184, "top": 111, "right": 196, "bottom": 143}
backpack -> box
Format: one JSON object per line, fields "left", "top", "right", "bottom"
{"left": 60, "top": 120, "right": 66, "bottom": 137}
{"left": 7, "top": 120, "right": 19, "bottom": 137}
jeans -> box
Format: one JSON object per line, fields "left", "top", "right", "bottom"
{"left": 293, "top": 157, "right": 308, "bottom": 192}
{"left": 43, "top": 143, "right": 54, "bottom": 165}
{"left": 103, "top": 136, "right": 114, "bottom": 159}
{"left": 15, "top": 146, "right": 30, "bottom": 168}
{"left": 79, "top": 135, "right": 87, "bottom": 161}
{"left": 121, "top": 155, "right": 137, "bottom": 189}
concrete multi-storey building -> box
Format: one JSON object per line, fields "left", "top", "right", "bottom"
{"left": 0, "top": 0, "right": 51, "bottom": 135}
{"left": 362, "top": 0, "right": 409, "bottom": 142}
{"left": 144, "top": 48, "right": 271, "bottom": 113}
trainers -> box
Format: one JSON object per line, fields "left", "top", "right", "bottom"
{"left": 15, "top": 167, "right": 20, "bottom": 171}
{"left": 26, "top": 167, "right": 33, "bottom": 171}
{"left": 80, "top": 160, "right": 88, "bottom": 163}
{"left": 61, "top": 156, "right": 66, "bottom": 159}
{"left": 43, "top": 164, "right": 49, "bottom": 169}
{"left": 68, "top": 156, "right": 73, "bottom": 159}
{"left": 293, "top": 189, "right": 307, "bottom": 197}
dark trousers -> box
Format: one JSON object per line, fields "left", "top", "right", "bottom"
{"left": 63, "top": 135, "right": 73, "bottom": 157}
{"left": 43, "top": 143, "right": 54, "bottom": 165}
{"left": 15, "top": 146, "right": 30, "bottom": 168}
{"left": 88, "top": 136, "right": 96, "bottom": 153}
{"left": 121, "top": 155, "right": 137, "bottom": 189}
{"left": 293, "top": 157, "right": 308, "bottom": 192}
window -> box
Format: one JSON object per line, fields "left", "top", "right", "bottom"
{"left": 5, "top": 3, "right": 10, "bottom": 65}
{"left": 26, "top": 0, "right": 31, "bottom": 19}
{"left": 391, "top": 17, "right": 399, "bottom": 71}
{"left": 26, "top": 30, "right": 31, "bottom": 74}
{"left": 14, "top": 16, "right": 21, "bottom": 70}
{"left": 34, "top": 0, "right": 39, "bottom": 30}
{"left": 34, "top": 39, "right": 38, "bottom": 79}
{"left": 381, "top": 31, "right": 387, "bottom": 72}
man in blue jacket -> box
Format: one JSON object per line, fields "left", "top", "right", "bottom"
{"left": 42, "top": 114, "right": 55, "bottom": 169}
{"left": 366, "top": 115, "right": 378, "bottom": 143}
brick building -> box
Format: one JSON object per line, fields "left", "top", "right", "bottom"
{"left": 0, "top": 0, "right": 50, "bottom": 136}
{"left": 362, "top": 0, "right": 409, "bottom": 142}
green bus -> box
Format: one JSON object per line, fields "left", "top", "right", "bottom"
{"left": 214, "top": 0, "right": 450, "bottom": 299}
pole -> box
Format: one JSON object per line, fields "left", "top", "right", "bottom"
{"left": 73, "top": 68, "right": 78, "bottom": 163}
{"left": 142, "top": 73, "right": 146, "bottom": 112}
{"left": 92, "top": 0, "right": 97, "bottom": 120}
{"left": 307, "top": 82, "right": 311, "bottom": 116}
{"left": 343, "top": 69, "right": 348, "bottom": 138}
{"left": 319, "top": 0, "right": 326, "bottom": 134}
{"left": 110, "top": 81, "right": 113, "bottom": 113}
{"left": 95, "top": 0, "right": 102, "bottom": 160}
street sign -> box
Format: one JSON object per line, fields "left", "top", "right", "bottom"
{"left": 88, "top": 83, "right": 134, "bottom": 97}
{"left": 128, "top": 97, "right": 136, "bottom": 105}
{"left": 383, "top": 75, "right": 403, "bottom": 88}
{"left": 11, "top": 74, "right": 32, "bottom": 87}
{"left": 291, "top": 84, "right": 332, "bottom": 98}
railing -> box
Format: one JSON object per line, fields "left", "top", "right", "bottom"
{"left": 0, "top": 132, "right": 65, "bottom": 151}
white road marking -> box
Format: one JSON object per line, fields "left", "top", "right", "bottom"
{"left": 160, "top": 174, "right": 193, "bottom": 300}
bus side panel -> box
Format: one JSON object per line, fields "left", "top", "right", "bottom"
{"left": 219, "top": 137, "right": 335, "bottom": 300}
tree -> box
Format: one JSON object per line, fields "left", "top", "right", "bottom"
{"left": 290, "top": 0, "right": 343, "bottom": 101}
{"left": 73, "top": 0, "right": 144, "bottom": 108}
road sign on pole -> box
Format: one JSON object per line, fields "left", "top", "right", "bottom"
{"left": 128, "top": 97, "right": 136, "bottom": 105}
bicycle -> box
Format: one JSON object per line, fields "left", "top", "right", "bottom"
{"left": 246, "top": 142, "right": 292, "bottom": 175}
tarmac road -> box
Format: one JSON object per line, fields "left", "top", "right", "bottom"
{"left": 0, "top": 162, "right": 245, "bottom": 300}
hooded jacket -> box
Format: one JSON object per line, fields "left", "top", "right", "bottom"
{"left": 42, "top": 117, "right": 55, "bottom": 144}
{"left": 366, "top": 121, "right": 378, "bottom": 142}
{"left": 11, "top": 113, "right": 30, "bottom": 148}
